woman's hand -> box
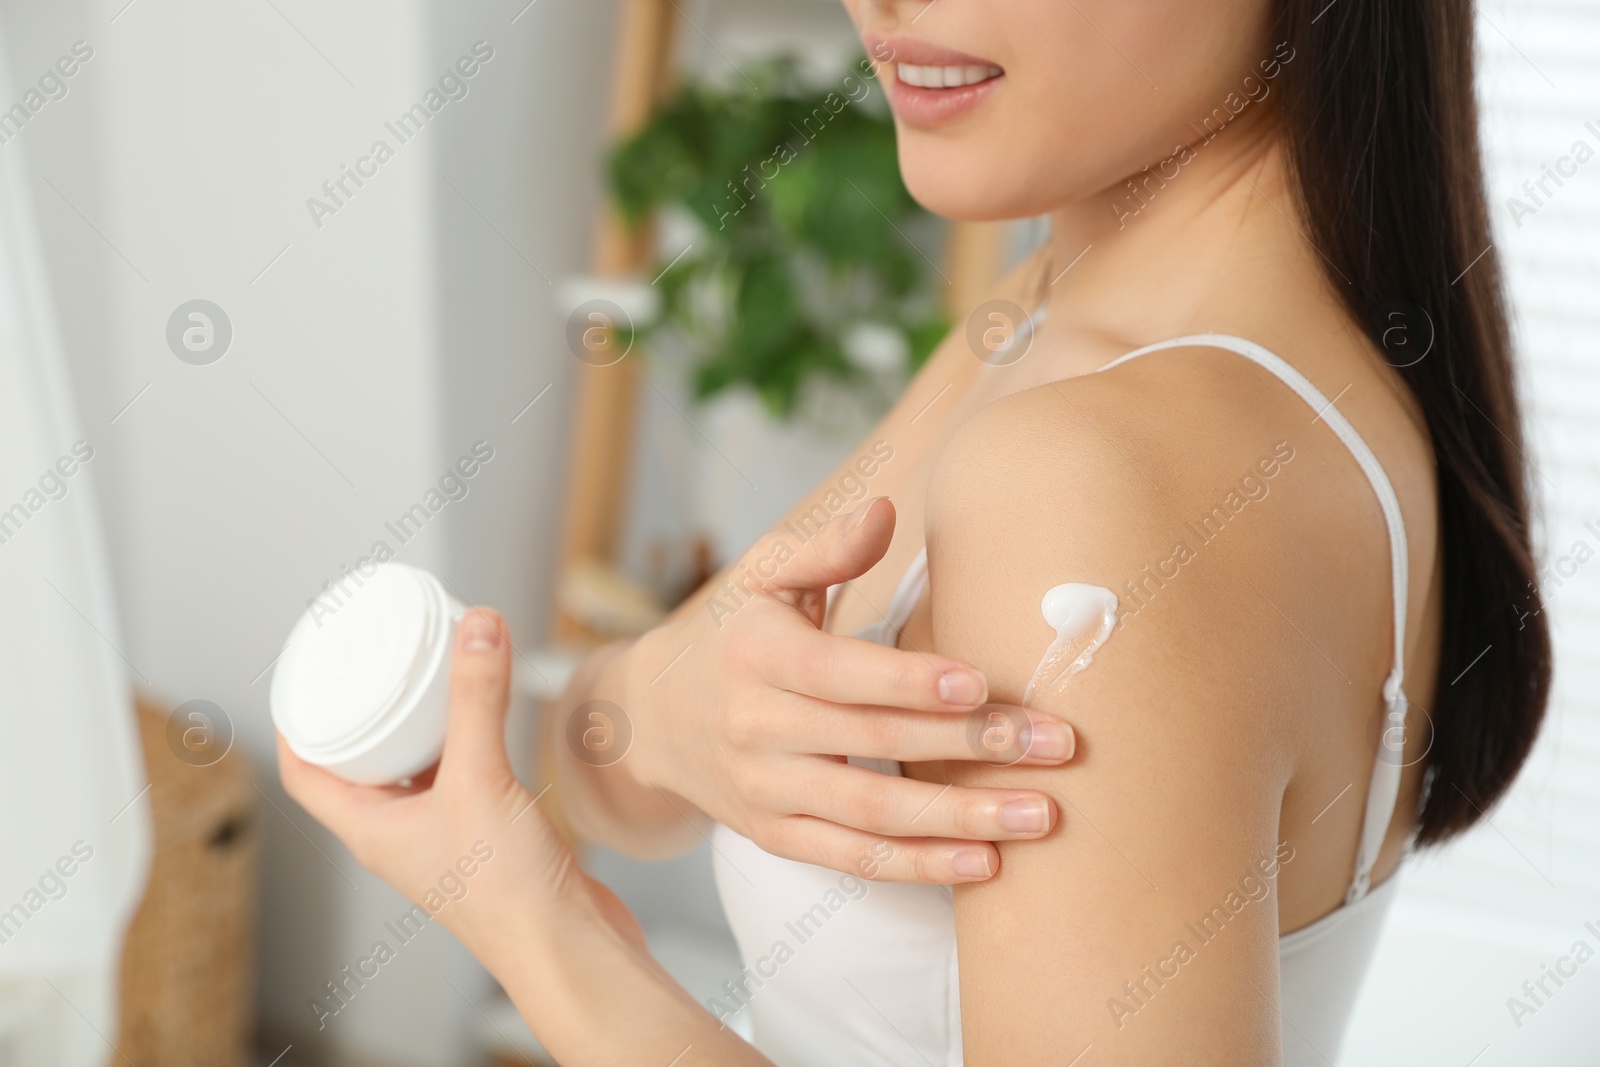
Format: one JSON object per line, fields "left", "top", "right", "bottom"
{"left": 587, "top": 497, "right": 1074, "bottom": 884}
{"left": 281, "top": 609, "right": 771, "bottom": 1065}
{"left": 278, "top": 608, "right": 639, "bottom": 966}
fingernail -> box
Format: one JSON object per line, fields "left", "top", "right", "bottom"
{"left": 844, "top": 496, "right": 883, "bottom": 534}
{"left": 1023, "top": 720, "right": 1074, "bottom": 762}
{"left": 1000, "top": 797, "right": 1051, "bottom": 834}
{"left": 938, "top": 669, "right": 987, "bottom": 706}
{"left": 952, "top": 849, "right": 993, "bottom": 879}
{"left": 461, "top": 612, "right": 500, "bottom": 651}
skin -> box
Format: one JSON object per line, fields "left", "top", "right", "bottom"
{"left": 284, "top": 0, "right": 1445, "bottom": 1061}
{"left": 552, "top": 497, "right": 1074, "bottom": 883}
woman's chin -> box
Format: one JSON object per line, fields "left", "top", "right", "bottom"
{"left": 897, "top": 153, "right": 1049, "bottom": 224}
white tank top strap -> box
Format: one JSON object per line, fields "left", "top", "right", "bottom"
{"left": 860, "top": 548, "right": 929, "bottom": 644}
{"left": 1097, "top": 333, "right": 1409, "bottom": 905}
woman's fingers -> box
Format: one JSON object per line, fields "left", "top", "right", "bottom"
{"left": 441, "top": 608, "right": 515, "bottom": 781}
{"left": 784, "top": 699, "right": 1074, "bottom": 766}
{"left": 787, "top": 762, "right": 1058, "bottom": 843}
{"left": 731, "top": 497, "right": 1001, "bottom": 710}
{"left": 763, "top": 626, "right": 993, "bottom": 712}
{"left": 753, "top": 814, "right": 1001, "bottom": 884}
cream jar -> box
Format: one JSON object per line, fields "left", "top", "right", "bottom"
{"left": 271, "top": 562, "right": 465, "bottom": 784}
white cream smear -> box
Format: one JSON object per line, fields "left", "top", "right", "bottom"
{"left": 1023, "top": 583, "right": 1120, "bottom": 704}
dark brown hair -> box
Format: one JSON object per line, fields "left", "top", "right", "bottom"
{"left": 1275, "top": 0, "right": 1551, "bottom": 844}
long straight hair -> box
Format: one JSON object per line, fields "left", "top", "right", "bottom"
{"left": 1274, "top": 0, "right": 1551, "bottom": 844}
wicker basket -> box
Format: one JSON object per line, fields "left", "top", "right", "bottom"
{"left": 115, "top": 699, "right": 258, "bottom": 1067}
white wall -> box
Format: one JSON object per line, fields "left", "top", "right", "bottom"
{"left": 1, "top": 0, "right": 616, "bottom": 1062}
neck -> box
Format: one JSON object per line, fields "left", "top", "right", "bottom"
{"left": 1040, "top": 109, "right": 1313, "bottom": 351}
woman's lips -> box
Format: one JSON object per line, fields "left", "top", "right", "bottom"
{"left": 870, "top": 36, "right": 1004, "bottom": 129}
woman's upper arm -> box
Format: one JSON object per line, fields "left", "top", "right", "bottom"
{"left": 927, "top": 384, "right": 1299, "bottom": 1066}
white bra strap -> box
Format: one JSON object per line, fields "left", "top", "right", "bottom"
{"left": 1099, "top": 334, "right": 1409, "bottom": 904}
{"left": 856, "top": 548, "right": 929, "bottom": 647}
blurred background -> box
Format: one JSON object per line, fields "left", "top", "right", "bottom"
{"left": 0, "top": 0, "right": 1594, "bottom": 1065}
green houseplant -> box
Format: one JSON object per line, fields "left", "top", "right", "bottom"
{"left": 608, "top": 57, "right": 948, "bottom": 419}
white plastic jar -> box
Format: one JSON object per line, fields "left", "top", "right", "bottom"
{"left": 271, "top": 562, "right": 465, "bottom": 784}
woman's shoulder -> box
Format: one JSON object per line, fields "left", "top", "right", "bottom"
{"left": 922, "top": 347, "right": 1330, "bottom": 1061}
{"left": 927, "top": 340, "right": 1347, "bottom": 544}
{"left": 923, "top": 334, "right": 1405, "bottom": 716}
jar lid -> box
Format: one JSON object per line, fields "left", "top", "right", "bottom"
{"left": 271, "top": 564, "right": 436, "bottom": 755}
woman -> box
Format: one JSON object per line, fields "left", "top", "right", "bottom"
{"left": 280, "top": 0, "right": 1551, "bottom": 1062}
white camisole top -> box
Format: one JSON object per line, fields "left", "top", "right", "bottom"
{"left": 711, "top": 332, "right": 1412, "bottom": 1066}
